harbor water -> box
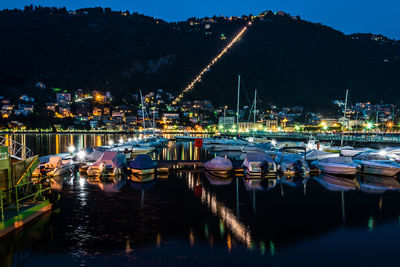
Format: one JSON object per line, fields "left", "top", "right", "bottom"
{"left": 2, "top": 134, "right": 400, "bottom": 266}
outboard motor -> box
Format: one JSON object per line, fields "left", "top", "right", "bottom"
{"left": 39, "top": 165, "right": 46, "bottom": 175}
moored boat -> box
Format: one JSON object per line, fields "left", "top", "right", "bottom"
{"left": 311, "top": 157, "right": 359, "bottom": 175}
{"left": 243, "top": 152, "right": 277, "bottom": 178}
{"left": 32, "top": 156, "right": 73, "bottom": 177}
{"left": 127, "top": 154, "right": 158, "bottom": 176}
{"left": 203, "top": 156, "right": 233, "bottom": 178}
{"left": 87, "top": 151, "right": 126, "bottom": 177}
{"left": 353, "top": 151, "right": 400, "bottom": 176}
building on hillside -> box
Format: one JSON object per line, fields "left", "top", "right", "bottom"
{"left": 218, "top": 116, "right": 235, "bottom": 129}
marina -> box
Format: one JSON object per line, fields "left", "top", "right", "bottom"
{"left": 2, "top": 133, "right": 400, "bottom": 265}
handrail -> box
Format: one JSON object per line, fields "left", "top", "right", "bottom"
{"left": 0, "top": 136, "right": 33, "bottom": 159}
{"left": 0, "top": 190, "right": 4, "bottom": 223}
{"left": 16, "top": 156, "right": 39, "bottom": 185}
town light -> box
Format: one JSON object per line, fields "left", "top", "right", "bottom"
{"left": 77, "top": 150, "right": 86, "bottom": 160}
{"left": 119, "top": 138, "right": 124, "bottom": 144}
{"left": 68, "top": 145, "right": 75, "bottom": 153}
{"left": 108, "top": 140, "right": 114, "bottom": 145}
{"left": 271, "top": 139, "right": 277, "bottom": 146}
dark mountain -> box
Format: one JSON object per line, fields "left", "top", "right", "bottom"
{"left": 1, "top": 6, "right": 399, "bottom": 110}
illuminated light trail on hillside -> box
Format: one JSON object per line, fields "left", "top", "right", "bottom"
{"left": 172, "top": 22, "right": 251, "bottom": 105}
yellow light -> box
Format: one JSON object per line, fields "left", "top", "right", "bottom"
{"left": 173, "top": 25, "right": 249, "bottom": 104}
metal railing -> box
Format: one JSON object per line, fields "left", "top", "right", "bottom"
{"left": 0, "top": 176, "right": 51, "bottom": 224}
{"left": 0, "top": 136, "right": 33, "bottom": 159}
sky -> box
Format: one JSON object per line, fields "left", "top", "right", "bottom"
{"left": 1, "top": 0, "right": 399, "bottom": 39}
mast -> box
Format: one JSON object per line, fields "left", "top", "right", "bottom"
{"left": 253, "top": 90, "right": 257, "bottom": 136}
{"left": 253, "top": 90, "right": 257, "bottom": 124}
{"left": 140, "top": 90, "right": 146, "bottom": 132}
{"left": 340, "top": 89, "right": 349, "bottom": 146}
{"left": 236, "top": 75, "right": 241, "bottom": 133}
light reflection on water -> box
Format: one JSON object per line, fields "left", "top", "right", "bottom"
{"left": 2, "top": 134, "right": 400, "bottom": 266}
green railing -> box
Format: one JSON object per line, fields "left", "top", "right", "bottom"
{"left": 1, "top": 176, "right": 51, "bottom": 224}
{"left": 16, "top": 156, "right": 39, "bottom": 185}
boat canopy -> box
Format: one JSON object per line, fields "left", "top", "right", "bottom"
{"left": 128, "top": 154, "right": 158, "bottom": 170}
{"left": 306, "top": 149, "right": 338, "bottom": 161}
{"left": 204, "top": 156, "right": 233, "bottom": 170}
{"left": 319, "top": 156, "right": 355, "bottom": 164}
{"left": 244, "top": 152, "right": 274, "bottom": 163}
{"left": 92, "top": 151, "right": 126, "bottom": 167}
{"left": 85, "top": 150, "right": 104, "bottom": 162}
{"left": 48, "top": 156, "right": 62, "bottom": 168}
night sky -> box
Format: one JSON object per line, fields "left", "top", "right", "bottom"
{"left": 1, "top": 0, "right": 399, "bottom": 39}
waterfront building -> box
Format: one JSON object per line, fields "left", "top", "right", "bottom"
{"left": 218, "top": 116, "right": 235, "bottom": 129}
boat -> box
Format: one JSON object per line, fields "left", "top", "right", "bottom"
{"left": 127, "top": 154, "right": 158, "bottom": 176}
{"left": 131, "top": 146, "right": 156, "bottom": 155}
{"left": 274, "top": 147, "right": 309, "bottom": 176}
{"left": 340, "top": 147, "right": 375, "bottom": 157}
{"left": 109, "top": 145, "right": 133, "bottom": 159}
{"left": 78, "top": 150, "right": 104, "bottom": 174}
{"left": 353, "top": 151, "right": 400, "bottom": 176}
{"left": 306, "top": 149, "right": 339, "bottom": 161}
{"left": 313, "top": 174, "right": 358, "bottom": 192}
{"left": 358, "top": 175, "right": 400, "bottom": 194}
{"left": 175, "top": 133, "right": 197, "bottom": 141}
{"left": 203, "top": 156, "right": 233, "bottom": 178}
{"left": 32, "top": 156, "right": 73, "bottom": 177}
{"left": 243, "top": 152, "right": 276, "bottom": 178}
{"left": 311, "top": 157, "right": 359, "bottom": 175}
{"left": 87, "top": 151, "right": 126, "bottom": 177}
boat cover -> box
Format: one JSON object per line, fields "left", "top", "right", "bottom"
{"left": 128, "top": 154, "right": 158, "bottom": 170}
{"left": 48, "top": 156, "right": 62, "bottom": 168}
{"left": 306, "top": 149, "right": 338, "bottom": 161}
{"left": 204, "top": 156, "right": 233, "bottom": 170}
{"left": 92, "top": 151, "right": 126, "bottom": 167}
{"left": 85, "top": 150, "right": 104, "bottom": 162}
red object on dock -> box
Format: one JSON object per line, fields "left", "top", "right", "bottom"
{"left": 195, "top": 138, "right": 203, "bottom": 148}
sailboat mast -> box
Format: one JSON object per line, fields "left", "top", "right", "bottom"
{"left": 236, "top": 75, "right": 241, "bottom": 133}
{"left": 253, "top": 89, "right": 257, "bottom": 137}
{"left": 140, "top": 90, "right": 146, "bottom": 132}
{"left": 340, "top": 89, "right": 349, "bottom": 146}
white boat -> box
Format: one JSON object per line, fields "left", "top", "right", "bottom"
{"left": 109, "top": 145, "right": 133, "bottom": 159}
{"left": 203, "top": 156, "right": 233, "bottom": 178}
{"left": 340, "top": 147, "right": 375, "bottom": 157}
{"left": 314, "top": 174, "right": 358, "bottom": 192}
{"left": 312, "top": 157, "right": 359, "bottom": 175}
{"left": 275, "top": 151, "right": 310, "bottom": 176}
{"left": 87, "top": 151, "right": 126, "bottom": 177}
{"left": 32, "top": 156, "right": 73, "bottom": 177}
{"left": 306, "top": 149, "right": 339, "bottom": 161}
{"left": 243, "top": 152, "right": 276, "bottom": 178}
{"left": 131, "top": 146, "right": 156, "bottom": 155}
{"left": 383, "top": 147, "right": 400, "bottom": 162}
{"left": 353, "top": 152, "right": 400, "bottom": 176}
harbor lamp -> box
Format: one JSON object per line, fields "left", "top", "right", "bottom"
{"left": 68, "top": 145, "right": 75, "bottom": 155}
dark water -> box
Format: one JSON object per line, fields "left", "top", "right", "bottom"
{"left": 2, "top": 134, "right": 400, "bottom": 266}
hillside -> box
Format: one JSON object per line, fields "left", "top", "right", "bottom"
{"left": 1, "top": 6, "right": 400, "bottom": 110}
